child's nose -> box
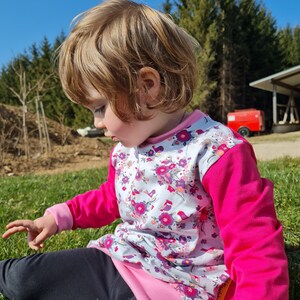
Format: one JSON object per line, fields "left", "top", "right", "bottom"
{"left": 94, "top": 117, "right": 105, "bottom": 129}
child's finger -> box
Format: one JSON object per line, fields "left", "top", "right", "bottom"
{"left": 28, "top": 241, "right": 42, "bottom": 251}
{"left": 31, "top": 229, "right": 50, "bottom": 247}
{"left": 2, "top": 226, "right": 28, "bottom": 238}
{"left": 3, "top": 220, "right": 37, "bottom": 239}
{"left": 5, "top": 220, "right": 36, "bottom": 233}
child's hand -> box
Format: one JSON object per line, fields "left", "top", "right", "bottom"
{"left": 2, "top": 214, "right": 58, "bottom": 250}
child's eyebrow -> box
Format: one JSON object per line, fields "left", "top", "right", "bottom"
{"left": 85, "top": 93, "right": 106, "bottom": 102}
{"left": 84, "top": 97, "right": 107, "bottom": 110}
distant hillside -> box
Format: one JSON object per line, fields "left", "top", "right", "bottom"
{"left": 0, "top": 103, "right": 77, "bottom": 157}
{"left": 0, "top": 103, "right": 112, "bottom": 177}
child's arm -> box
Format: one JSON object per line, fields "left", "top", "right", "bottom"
{"left": 202, "top": 141, "right": 289, "bottom": 300}
{"left": 45, "top": 152, "right": 120, "bottom": 231}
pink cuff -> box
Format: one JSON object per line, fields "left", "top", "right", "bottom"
{"left": 44, "top": 203, "right": 74, "bottom": 233}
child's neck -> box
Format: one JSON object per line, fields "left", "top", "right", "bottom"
{"left": 152, "top": 110, "right": 187, "bottom": 137}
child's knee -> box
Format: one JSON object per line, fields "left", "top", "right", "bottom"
{"left": 1, "top": 258, "right": 38, "bottom": 300}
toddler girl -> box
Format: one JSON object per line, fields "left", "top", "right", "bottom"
{"left": 1, "top": 0, "right": 289, "bottom": 299}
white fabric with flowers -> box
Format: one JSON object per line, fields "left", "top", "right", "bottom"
{"left": 88, "top": 115, "right": 242, "bottom": 299}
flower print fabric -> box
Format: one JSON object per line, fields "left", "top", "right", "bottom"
{"left": 88, "top": 115, "right": 242, "bottom": 299}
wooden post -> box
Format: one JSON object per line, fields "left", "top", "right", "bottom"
{"left": 272, "top": 84, "right": 277, "bottom": 125}
{"left": 40, "top": 101, "right": 51, "bottom": 153}
{"left": 35, "top": 92, "right": 43, "bottom": 153}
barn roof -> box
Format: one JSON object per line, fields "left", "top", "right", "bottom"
{"left": 250, "top": 65, "right": 300, "bottom": 97}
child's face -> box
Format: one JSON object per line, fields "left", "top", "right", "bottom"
{"left": 86, "top": 89, "right": 183, "bottom": 148}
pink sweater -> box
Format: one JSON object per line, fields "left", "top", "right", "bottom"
{"left": 46, "top": 112, "right": 289, "bottom": 300}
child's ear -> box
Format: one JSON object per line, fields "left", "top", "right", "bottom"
{"left": 137, "top": 67, "right": 161, "bottom": 103}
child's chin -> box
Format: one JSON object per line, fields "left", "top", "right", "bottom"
{"left": 120, "top": 141, "right": 138, "bottom": 148}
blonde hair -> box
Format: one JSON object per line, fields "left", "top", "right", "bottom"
{"left": 59, "top": 0, "right": 199, "bottom": 121}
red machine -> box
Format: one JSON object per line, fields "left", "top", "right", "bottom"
{"left": 227, "top": 109, "right": 265, "bottom": 137}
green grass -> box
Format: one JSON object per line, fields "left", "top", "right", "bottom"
{"left": 258, "top": 157, "right": 300, "bottom": 300}
{"left": 258, "top": 157, "right": 300, "bottom": 249}
{"left": 0, "top": 157, "right": 299, "bottom": 299}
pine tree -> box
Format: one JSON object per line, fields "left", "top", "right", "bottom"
{"left": 291, "top": 26, "right": 300, "bottom": 65}
{"left": 237, "top": 0, "right": 281, "bottom": 118}
{"left": 278, "top": 25, "right": 300, "bottom": 68}
{"left": 218, "top": 0, "right": 240, "bottom": 121}
{"left": 175, "top": 0, "right": 220, "bottom": 117}
{"left": 155, "top": 0, "right": 283, "bottom": 122}
{"left": 161, "top": 0, "right": 173, "bottom": 14}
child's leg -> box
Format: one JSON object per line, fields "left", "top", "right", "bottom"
{"left": 0, "top": 248, "right": 135, "bottom": 300}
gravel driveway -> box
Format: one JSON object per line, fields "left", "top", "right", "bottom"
{"left": 248, "top": 131, "right": 300, "bottom": 161}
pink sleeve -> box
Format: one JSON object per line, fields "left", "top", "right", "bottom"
{"left": 66, "top": 154, "right": 120, "bottom": 229}
{"left": 202, "top": 141, "right": 289, "bottom": 300}
{"left": 45, "top": 152, "right": 120, "bottom": 231}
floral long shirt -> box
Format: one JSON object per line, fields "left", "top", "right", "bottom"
{"left": 88, "top": 112, "right": 241, "bottom": 299}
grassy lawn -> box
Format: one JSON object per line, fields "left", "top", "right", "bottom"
{"left": 0, "top": 157, "right": 299, "bottom": 299}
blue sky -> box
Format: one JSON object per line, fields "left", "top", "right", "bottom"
{"left": 0, "top": 0, "right": 299, "bottom": 68}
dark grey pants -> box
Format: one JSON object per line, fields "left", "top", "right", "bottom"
{"left": 0, "top": 248, "right": 135, "bottom": 300}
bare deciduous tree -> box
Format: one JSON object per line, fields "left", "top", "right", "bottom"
{"left": 34, "top": 74, "right": 53, "bottom": 154}
{"left": 56, "top": 110, "right": 72, "bottom": 146}
{"left": 9, "top": 66, "right": 53, "bottom": 159}
{"left": 9, "top": 66, "right": 39, "bottom": 160}
{"left": 0, "top": 113, "right": 19, "bottom": 166}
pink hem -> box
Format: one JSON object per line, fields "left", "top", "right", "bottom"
{"left": 98, "top": 247, "right": 181, "bottom": 300}
{"left": 44, "top": 203, "right": 73, "bottom": 233}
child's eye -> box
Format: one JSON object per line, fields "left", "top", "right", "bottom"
{"left": 94, "top": 106, "right": 106, "bottom": 114}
